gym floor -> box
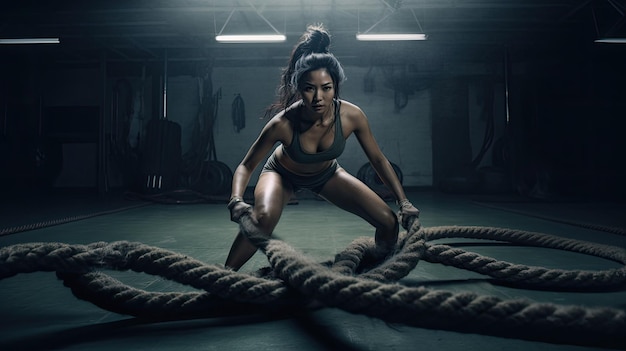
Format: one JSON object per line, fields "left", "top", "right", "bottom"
{"left": 0, "top": 188, "right": 625, "bottom": 351}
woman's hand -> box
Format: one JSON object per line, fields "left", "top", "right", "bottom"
{"left": 397, "top": 199, "right": 420, "bottom": 230}
{"left": 227, "top": 197, "right": 252, "bottom": 223}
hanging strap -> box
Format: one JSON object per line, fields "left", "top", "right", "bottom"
{"left": 232, "top": 94, "right": 246, "bottom": 133}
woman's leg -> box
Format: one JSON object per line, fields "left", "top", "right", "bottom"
{"left": 318, "top": 168, "right": 399, "bottom": 251}
{"left": 224, "top": 171, "right": 293, "bottom": 270}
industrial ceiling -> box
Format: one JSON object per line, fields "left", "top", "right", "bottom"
{"left": 1, "top": 0, "right": 625, "bottom": 70}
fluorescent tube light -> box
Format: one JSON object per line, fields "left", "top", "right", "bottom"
{"left": 0, "top": 38, "right": 60, "bottom": 44}
{"left": 594, "top": 38, "right": 626, "bottom": 44}
{"left": 215, "top": 34, "right": 286, "bottom": 43}
{"left": 356, "top": 33, "right": 427, "bottom": 41}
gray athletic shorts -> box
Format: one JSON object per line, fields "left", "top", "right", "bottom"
{"left": 262, "top": 152, "right": 339, "bottom": 194}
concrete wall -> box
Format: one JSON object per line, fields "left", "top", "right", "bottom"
{"left": 0, "top": 59, "right": 508, "bottom": 192}
{"left": 196, "top": 65, "right": 435, "bottom": 187}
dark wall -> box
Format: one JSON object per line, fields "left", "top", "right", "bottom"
{"left": 509, "top": 44, "right": 626, "bottom": 200}
{"left": 1, "top": 40, "right": 625, "bottom": 200}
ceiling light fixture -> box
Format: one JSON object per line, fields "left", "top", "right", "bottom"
{"left": 356, "top": 33, "right": 427, "bottom": 41}
{"left": 215, "top": 5, "right": 286, "bottom": 43}
{"left": 590, "top": 3, "right": 626, "bottom": 44}
{"left": 0, "top": 38, "right": 60, "bottom": 44}
{"left": 215, "top": 34, "right": 286, "bottom": 43}
{"left": 356, "top": 7, "right": 427, "bottom": 41}
{"left": 594, "top": 38, "right": 626, "bottom": 43}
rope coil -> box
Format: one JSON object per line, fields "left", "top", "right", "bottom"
{"left": 1, "top": 215, "right": 625, "bottom": 348}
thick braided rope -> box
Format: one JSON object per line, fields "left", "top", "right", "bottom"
{"left": 56, "top": 271, "right": 293, "bottom": 319}
{"left": 0, "top": 203, "right": 151, "bottom": 237}
{"left": 240, "top": 214, "right": 626, "bottom": 346}
{"left": 0, "top": 241, "right": 290, "bottom": 304}
{"left": 331, "top": 222, "right": 425, "bottom": 282}
{"left": 262, "top": 238, "right": 626, "bottom": 346}
{"left": 1, "top": 215, "right": 625, "bottom": 347}
{"left": 420, "top": 226, "right": 626, "bottom": 288}
{"left": 326, "top": 219, "right": 626, "bottom": 289}
{"left": 473, "top": 201, "right": 626, "bottom": 236}
{"left": 248, "top": 230, "right": 625, "bottom": 346}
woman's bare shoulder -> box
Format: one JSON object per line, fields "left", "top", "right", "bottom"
{"left": 339, "top": 98, "right": 363, "bottom": 111}
{"left": 262, "top": 108, "right": 295, "bottom": 143}
{"left": 269, "top": 109, "right": 293, "bottom": 127}
{"left": 338, "top": 99, "right": 367, "bottom": 121}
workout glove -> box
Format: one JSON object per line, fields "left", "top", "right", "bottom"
{"left": 228, "top": 198, "right": 252, "bottom": 223}
{"left": 397, "top": 199, "right": 420, "bottom": 231}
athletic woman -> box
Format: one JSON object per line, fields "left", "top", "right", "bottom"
{"left": 225, "top": 24, "right": 420, "bottom": 270}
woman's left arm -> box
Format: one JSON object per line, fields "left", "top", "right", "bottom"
{"left": 349, "top": 103, "right": 420, "bottom": 228}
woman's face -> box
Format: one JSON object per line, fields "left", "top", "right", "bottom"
{"left": 299, "top": 68, "right": 335, "bottom": 116}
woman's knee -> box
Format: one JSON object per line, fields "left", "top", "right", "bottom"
{"left": 252, "top": 173, "right": 291, "bottom": 234}
{"left": 251, "top": 205, "right": 280, "bottom": 234}
{"left": 374, "top": 207, "right": 399, "bottom": 251}
{"left": 377, "top": 206, "right": 399, "bottom": 233}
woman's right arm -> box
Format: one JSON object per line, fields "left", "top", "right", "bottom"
{"left": 230, "top": 116, "right": 286, "bottom": 202}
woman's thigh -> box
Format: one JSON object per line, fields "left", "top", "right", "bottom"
{"left": 253, "top": 171, "right": 294, "bottom": 233}
{"left": 318, "top": 167, "right": 393, "bottom": 227}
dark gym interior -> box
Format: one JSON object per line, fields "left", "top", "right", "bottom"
{"left": 1, "top": 2, "right": 625, "bottom": 350}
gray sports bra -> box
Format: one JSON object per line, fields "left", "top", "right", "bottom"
{"left": 283, "top": 100, "right": 345, "bottom": 164}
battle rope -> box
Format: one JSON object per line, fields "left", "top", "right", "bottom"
{"left": 0, "top": 202, "right": 152, "bottom": 237}
{"left": 0, "top": 215, "right": 625, "bottom": 348}
{"left": 473, "top": 200, "right": 626, "bottom": 236}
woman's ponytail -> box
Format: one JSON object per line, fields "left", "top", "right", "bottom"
{"left": 265, "top": 24, "right": 337, "bottom": 118}
{"left": 306, "top": 25, "right": 330, "bottom": 54}
{"left": 290, "top": 25, "right": 330, "bottom": 70}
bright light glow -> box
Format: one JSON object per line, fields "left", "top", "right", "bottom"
{"left": 356, "top": 33, "right": 427, "bottom": 41}
{"left": 215, "top": 34, "right": 286, "bottom": 43}
{"left": 594, "top": 38, "right": 626, "bottom": 44}
{"left": 0, "top": 38, "right": 60, "bottom": 44}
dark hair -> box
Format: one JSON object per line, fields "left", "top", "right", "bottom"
{"left": 291, "top": 52, "right": 346, "bottom": 93}
{"left": 265, "top": 24, "right": 346, "bottom": 117}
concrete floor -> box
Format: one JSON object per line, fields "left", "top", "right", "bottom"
{"left": 0, "top": 189, "right": 625, "bottom": 351}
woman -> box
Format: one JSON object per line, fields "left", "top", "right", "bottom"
{"left": 225, "top": 24, "right": 420, "bottom": 271}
